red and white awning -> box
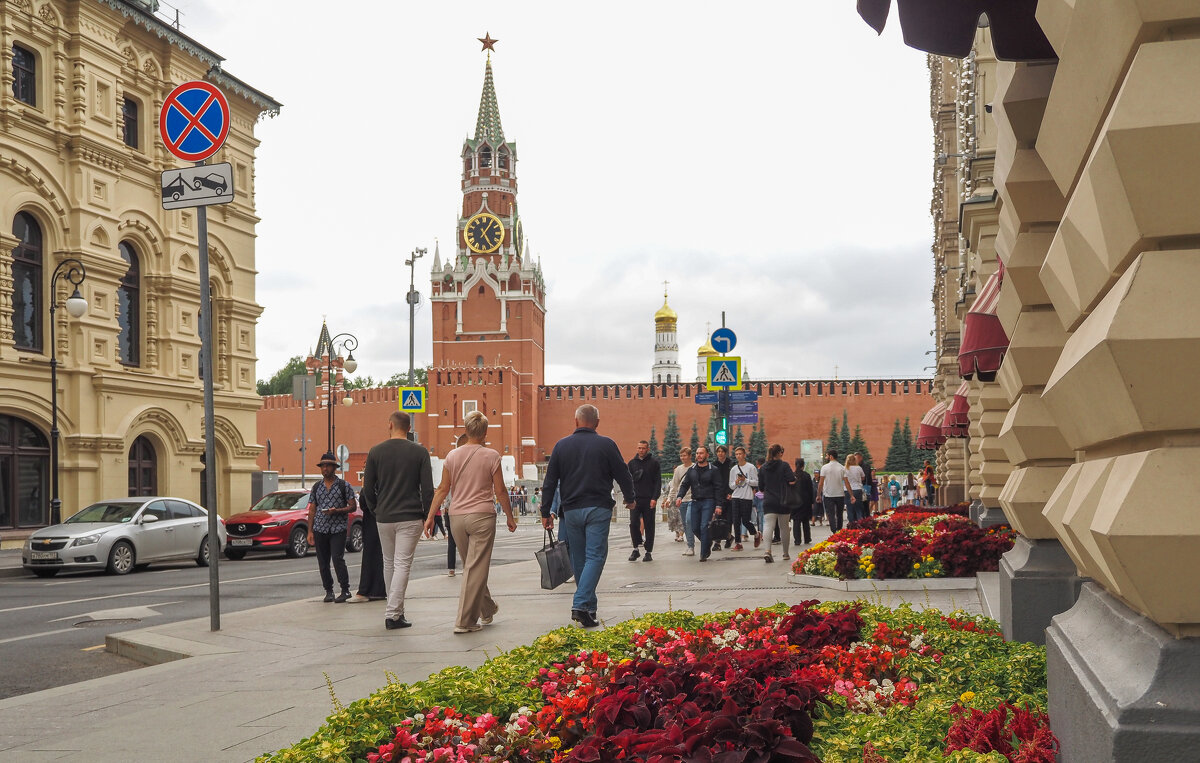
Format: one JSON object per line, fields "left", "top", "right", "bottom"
{"left": 941, "top": 381, "right": 970, "bottom": 437}
{"left": 959, "top": 264, "right": 1009, "bottom": 382}
{"left": 917, "top": 401, "right": 948, "bottom": 449}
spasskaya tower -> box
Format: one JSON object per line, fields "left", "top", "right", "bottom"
{"left": 427, "top": 35, "right": 547, "bottom": 474}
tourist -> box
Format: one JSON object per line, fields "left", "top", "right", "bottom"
{"left": 665, "top": 447, "right": 696, "bottom": 554}
{"left": 626, "top": 439, "right": 662, "bottom": 562}
{"left": 888, "top": 475, "right": 902, "bottom": 509}
{"left": 922, "top": 460, "right": 936, "bottom": 506}
{"left": 675, "top": 445, "right": 726, "bottom": 562}
{"left": 541, "top": 404, "right": 635, "bottom": 629}
{"left": 758, "top": 444, "right": 797, "bottom": 563}
{"left": 362, "top": 410, "right": 434, "bottom": 630}
{"left": 817, "top": 450, "right": 855, "bottom": 532}
{"left": 728, "top": 446, "right": 760, "bottom": 550}
{"left": 845, "top": 453, "right": 867, "bottom": 524}
{"left": 346, "top": 481, "right": 387, "bottom": 604}
{"left": 811, "top": 471, "right": 824, "bottom": 526}
{"left": 425, "top": 411, "right": 517, "bottom": 633}
{"left": 712, "top": 445, "right": 735, "bottom": 551}
{"left": 904, "top": 473, "right": 919, "bottom": 505}
{"left": 305, "top": 452, "right": 356, "bottom": 603}
{"left": 791, "top": 457, "right": 815, "bottom": 546}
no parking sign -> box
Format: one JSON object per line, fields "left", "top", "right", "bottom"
{"left": 159, "top": 80, "right": 230, "bottom": 162}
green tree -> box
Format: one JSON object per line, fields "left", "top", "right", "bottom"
{"left": 661, "top": 411, "right": 682, "bottom": 471}
{"left": 732, "top": 426, "right": 746, "bottom": 452}
{"left": 826, "top": 417, "right": 839, "bottom": 457}
{"left": 385, "top": 365, "right": 430, "bottom": 388}
{"left": 749, "top": 421, "right": 768, "bottom": 464}
{"left": 884, "top": 419, "right": 907, "bottom": 471}
{"left": 257, "top": 356, "right": 309, "bottom": 396}
{"left": 848, "top": 424, "right": 873, "bottom": 474}
{"left": 344, "top": 374, "right": 376, "bottom": 390}
{"left": 689, "top": 421, "right": 700, "bottom": 455}
{"left": 839, "top": 410, "right": 851, "bottom": 456}
{"left": 648, "top": 427, "right": 660, "bottom": 462}
{"left": 901, "top": 417, "right": 919, "bottom": 472}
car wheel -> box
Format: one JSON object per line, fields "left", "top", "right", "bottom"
{"left": 196, "top": 536, "right": 212, "bottom": 567}
{"left": 32, "top": 569, "right": 59, "bottom": 578}
{"left": 224, "top": 548, "right": 246, "bottom": 561}
{"left": 172, "top": 191, "right": 181, "bottom": 201}
{"left": 347, "top": 522, "right": 363, "bottom": 553}
{"left": 215, "top": 186, "right": 226, "bottom": 195}
{"left": 193, "top": 180, "right": 204, "bottom": 190}
{"left": 107, "top": 541, "right": 135, "bottom": 575}
{"left": 286, "top": 526, "right": 309, "bottom": 558}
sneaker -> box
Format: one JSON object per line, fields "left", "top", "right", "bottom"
{"left": 447, "top": 569, "right": 455, "bottom": 577}
{"left": 571, "top": 609, "right": 599, "bottom": 628}
{"left": 323, "top": 591, "right": 335, "bottom": 603}
{"left": 628, "top": 549, "right": 641, "bottom": 562}
{"left": 734, "top": 543, "right": 744, "bottom": 551}
{"left": 642, "top": 552, "right": 653, "bottom": 562}
{"left": 453, "top": 624, "right": 482, "bottom": 634}
{"left": 699, "top": 556, "right": 709, "bottom": 562}
{"left": 753, "top": 534, "right": 762, "bottom": 549}
{"left": 764, "top": 554, "right": 774, "bottom": 563}
{"left": 682, "top": 548, "right": 695, "bottom": 556}
{"left": 334, "top": 591, "right": 351, "bottom": 603}
{"left": 724, "top": 539, "right": 733, "bottom": 549}
{"left": 385, "top": 615, "right": 412, "bottom": 630}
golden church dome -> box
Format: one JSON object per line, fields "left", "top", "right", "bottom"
{"left": 697, "top": 338, "right": 718, "bottom": 357}
{"left": 654, "top": 293, "right": 678, "bottom": 326}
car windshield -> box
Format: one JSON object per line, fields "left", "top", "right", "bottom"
{"left": 65, "top": 502, "right": 141, "bottom": 524}
{"left": 250, "top": 493, "right": 308, "bottom": 512}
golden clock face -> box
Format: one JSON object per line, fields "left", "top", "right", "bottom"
{"left": 464, "top": 212, "right": 505, "bottom": 254}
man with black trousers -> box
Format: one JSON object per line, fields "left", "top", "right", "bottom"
{"left": 675, "top": 445, "right": 726, "bottom": 563}
{"left": 626, "top": 440, "right": 662, "bottom": 562}
{"left": 305, "top": 452, "right": 357, "bottom": 603}
{"left": 712, "top": 445, "right": 735, "bottom": 552}
{"left": 791, "top": 458, "right": 816, "bottom": 546}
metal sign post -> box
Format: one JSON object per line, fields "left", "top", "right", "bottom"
{"left": 160, "top": 80, "right": 231, "bottom": 632}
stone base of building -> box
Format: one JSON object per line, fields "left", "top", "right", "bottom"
{"left": 969, "top": 499, "right": 1009, "bottom": 528}
{"left": 1047, "top": 583, "right": 1200, "bottom": 761}
{"left": 998, "top": 536, "right": 1083, "bottom": 645}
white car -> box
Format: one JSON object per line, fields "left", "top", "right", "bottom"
{"left": 22, "top": 497, "right": 227, "bottom": 577}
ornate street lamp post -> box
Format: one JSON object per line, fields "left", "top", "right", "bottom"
{"left": 326, "top": 332, "right": 358, "bottom": 454}
{"left": 49, "top": 258, "right": 88, "bottom": 525}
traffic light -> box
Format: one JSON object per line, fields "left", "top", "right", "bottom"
{"left": 715, "top": 416, "right": 728, "bottom": 446}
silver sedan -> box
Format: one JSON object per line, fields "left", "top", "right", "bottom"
{"left": 21, "top": 497, "right": 227, "bottom": 577}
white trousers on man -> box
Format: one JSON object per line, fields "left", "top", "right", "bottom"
{"left": 377, "top": 519, "right": 423, "bottom": 622}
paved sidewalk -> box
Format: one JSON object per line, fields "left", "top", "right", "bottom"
{"left": 0, "top": 524, "right": 985, "bottom": 762}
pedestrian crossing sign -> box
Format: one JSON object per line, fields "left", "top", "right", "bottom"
{"left": 399, "top": 387, "right": 426, "bottom": 412}
{"left": 706, "top": 356, "right": 742, "bottom": 391}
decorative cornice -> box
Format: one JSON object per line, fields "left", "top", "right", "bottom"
{"left": 68, "top": 136, "right": 126, "bottom": 172}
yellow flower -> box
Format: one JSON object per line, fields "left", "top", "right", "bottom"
{"left": 913, "top": 563, "right": 921, "bottom": 569}
{"left": 960, "top": 691, "right": 976, "bottom": 702}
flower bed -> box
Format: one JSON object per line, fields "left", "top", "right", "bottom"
{"left": 793, "top": 512, "right": 1015, "bottom": 580}
{"left": 258, "top": 602, "right": 1055, "bottom": 763}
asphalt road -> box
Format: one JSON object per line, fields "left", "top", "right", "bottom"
{"left": 0, "top": 524, "right": 549, "bottom": 700}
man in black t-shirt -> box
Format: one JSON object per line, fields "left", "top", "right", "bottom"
{"left": 626, "top": 440, "right": 662, "bottom": 562}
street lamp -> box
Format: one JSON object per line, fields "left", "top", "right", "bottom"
{"left": 404, "top": 246, "right": 426, "bottom": 386}
{"left": 49, "top": 258, "right": 88, "bottom": 525}
{"left": 326, "top": 332, "right": 358, "bottom": 453}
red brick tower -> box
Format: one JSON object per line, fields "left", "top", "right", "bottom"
{"left": 427, "top": 47, "right": 546, "bottom": 472}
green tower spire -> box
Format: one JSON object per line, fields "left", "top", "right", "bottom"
{"left": 474, "top": 55, "right": 505, "bottom": 145}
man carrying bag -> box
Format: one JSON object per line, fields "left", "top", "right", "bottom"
{"left": 536, "top": 529, "right": 572, "bottom": 589}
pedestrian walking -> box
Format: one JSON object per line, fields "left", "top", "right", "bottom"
{"left": 791, "top": 457, "right": 815, "bottom": 546}
{"left": 713, "top": 445, "right": 734, "bottom": 551}
{"left": 675, "top": 445, "right": 726, "bottom": 562}
{"left": 758, "top": 444, "right": 797, "bottom": 563}
{"left": 922, "top": 460, "right": 936, "bottom": 506}
{"left": 425, "top": 411, "right": 517, "bottom": 633}
{"left": 665, "top": 447, "right": 695, "bottom": 554}
{"left": 541, "top": 404, "right": 635, "bottom": 629}
{"left": 305, "top": 452, "right": 356, "bottom": 603}
{"left": 346, "top": 482, "right": 387, "bottom": 604}
{"left": 728, "top": 446, "right": 761, "bottom": 550}
{"left": 817, "top": 450, "right": 855, "bottom": 532}
{"left": 753, "top": 457, "right": 767, "bottom": 536}
{"left": 904, "top": 473, "right": 919, "bottom": 505}
{"left": 626, "top": 440, "right": 662, "bottom": 562}
{"left": 361, "top": 411, "right": 434, "bottom": 630}
{"left": 845, "top": 454, "right": 867, "bottom": 524}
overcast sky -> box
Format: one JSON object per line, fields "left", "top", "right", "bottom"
{"left": 174, "top": 1, "right": 936, "bottom": 385}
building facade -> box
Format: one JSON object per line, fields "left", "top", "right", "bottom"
{"left": 0, "top": 0, "right": 278, "bottom": 543}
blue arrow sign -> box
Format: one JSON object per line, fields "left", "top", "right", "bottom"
{"left": 729, "top": 414, "right": 759, "bottom": 425}
{"left": 694, "top": 392, "right": 719, "bottom": 405}
{"left": 730, "top": 402, "right": 758, "bottom": 413}
{"left": 710, "top": 327, "right": 737, "bottom": 354}
{"left": 728, "top": 390, "right": 758, "bottom": 402}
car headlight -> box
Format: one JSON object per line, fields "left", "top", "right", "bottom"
{"left": 71, "top": 533, "right": 104, "bottom": 547}
{"left": 262, "top": 520, "right": 288, "bottom": 528}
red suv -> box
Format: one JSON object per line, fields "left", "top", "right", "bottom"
{"left": 223, "top": 489, "right": 363, "bottom": 560}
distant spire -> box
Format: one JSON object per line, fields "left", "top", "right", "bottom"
{"left": 432, "top": 238, "right": 441, "bottom": 270}
{"left": 314, "top": 319, "right": 332, "bottom": 359}
{"left": 474, "top": 56, "right": 505, "bottom": 145}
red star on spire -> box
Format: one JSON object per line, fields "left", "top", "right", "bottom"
{"left": 478, "top": 32, "right": 498, "bottom": 52}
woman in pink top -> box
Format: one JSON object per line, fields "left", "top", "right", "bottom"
{"left": 425, "top": 411, "right": 516, "bottom": 633}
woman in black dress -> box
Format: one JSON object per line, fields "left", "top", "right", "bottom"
{"left": 347, "top": 488, "right": 386, "bottom": 602}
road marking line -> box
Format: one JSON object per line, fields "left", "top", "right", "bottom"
{"left": 81, "top": 644, "right": 106, "bottom": 651}
{"left": 0, "top": 627, "right": 77, "bottom": 645}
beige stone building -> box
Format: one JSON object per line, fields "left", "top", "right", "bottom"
{"left": 0, "top": 0, "right": 278, "bottom": 544}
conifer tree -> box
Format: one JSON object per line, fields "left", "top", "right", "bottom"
{"left": 848, "top": 424, "right": 873, "bottom": 473}
{"left": 661, "top": 411, "right": 682, "bottom": 471}
{"left": 901, "top": 417, "right": 918, "bottom": 472}
{"left": 827, "top": 417, "right": 839, "bottom": 456}
{"left": 884, "top": 419, "right": 907, "bottom": 471}
{"left": 648, "top": 427, "right": 659, "bottom": 462}
{"left": 749, "top": 421, "right": 768, "bottom": 464}
{"left": 732, "top": 426, "right": 746, "bottom": 452}
{"left": 689, "top": 421, "right": 700, "bottom": 455}
{"left": 839, "top": 410, "right": 851, "bottom": 456}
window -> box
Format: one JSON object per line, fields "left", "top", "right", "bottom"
{"left": 479, "top": 145, "right": 492, "bottom": 168}
{"left": 167, "top": 500, "right": 202, "bottom": 519}
{"left": 498, "top": 148, "right": 509, "bottom": 170}
{"left": 12, "top": 44, "right": 35, "bottom": 106}
{"left": 463, "top": 400, "right": 478, "bottom": 419}
{"left": 117, "top": 242, "right": 140, "bottom": 365}
{"left": 122, "top": 97, "right": 139, "bottom": 149}
{"left": 11, "top": 212, "right": 43, "bottom": 351}
{"left": 127, "top": 436, "right": 156, "bottom": 496}
{"left": 476, "top": 355, "right": 484, "bottom": 366}
{"left": 0, "top": 415, "right": 49, "bottom": 528}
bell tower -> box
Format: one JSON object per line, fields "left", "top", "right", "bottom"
{"left": 427, "top": 35, "right": 546, "bottom": 471}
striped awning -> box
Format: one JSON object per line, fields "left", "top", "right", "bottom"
{"left": 917, "top": 401, "right": 948, "bottom": 450}
{"left": 855, "top": 0, "right": 1056, "bottom": 61}
{"left": 941, "top": 381, "right": 970, "bottom": 437}
{"left": 959, "top": 264, "right": 1009, "bottom": 382}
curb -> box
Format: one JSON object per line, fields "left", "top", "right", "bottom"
{"left": 0, "top": 566, "right": 27, "bottom": 579}
{"left": 787, "top": 573, "right": 980, "bottom": 591}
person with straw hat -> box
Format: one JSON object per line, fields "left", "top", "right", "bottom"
{"left": 306, "top": 451, "right": 357, "bottom": 603}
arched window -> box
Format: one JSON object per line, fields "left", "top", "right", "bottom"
{"left": 479, "top": 145, "right": 492, "bottom": 168}
{"left": 0, "top": 415, "right": 49, "bottom": 528}
{"left": 11, "top": 212, "right": 43, "bottom": 351}
{"left": 12, "top": 44, "right": 36, "bottom": 106}
{"left": 463, "top": 154, "right": 474, "bottom": 173}
{"left": 118, "top": 241, "right": 140, "bottom": 366}
{"left": 476, "top": 355, "right": 484, "bottom": 366}
{"left": 128, "top": 435, "right": 156, "bottom": 496}
{"left": 498, "top": 148, "right": 509, "bottom": 170}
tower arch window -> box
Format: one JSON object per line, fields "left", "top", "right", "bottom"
{"left": 12, "top": 44, "right": 36, "bottom": 106}
{"left": 0, "top": 415, "right": 49, "bottom": 528}
{"left": 479, "top": 145, "right": 492, "bottom": 168}
{"left": 497, "top": 148, "right": 509, "bottom": 170}
{"left": 464, "top": 154, "right": 474, "bottom": 173}
{"left": 128, "top": 435, "right": 157, "bottom": 496}
{"left": 117, "top": 241, "right": 141, "bottom": 366}
{"left": 11, "top": 212, "right": 43, "bottom": 352}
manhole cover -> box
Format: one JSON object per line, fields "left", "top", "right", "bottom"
{"left": 621, "top": 580, "right": 698, "bottom": 589}
{"left": 73, "top": 618, "right": 141, "bottom": 628}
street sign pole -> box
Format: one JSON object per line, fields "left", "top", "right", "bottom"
{"left": 196, "top": 165, "right": 220, "bottom": 632}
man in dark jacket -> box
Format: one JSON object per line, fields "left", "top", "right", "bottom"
{"left": 541, "top": 404, "right": 635, "bottom": 628}
{"left": 712, "top": 445, "right": 734, "bottom": 551}
{"left": 792, "top": 458, "right": 816, "bottom": 545}
{"left": 626, "top": 440, "right": 662, "bottom": 562}
{"left": 675, "top": 445, "right": 726, "bottom": 562}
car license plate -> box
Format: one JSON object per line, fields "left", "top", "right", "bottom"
{"left": 230, "top": 539, "right": 252, "bottom": 547}
{"left": 30, "top": 551, "right": 59, "bottom": 561}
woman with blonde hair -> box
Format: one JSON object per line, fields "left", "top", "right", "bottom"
{"left": 844, "top": 454, "right": 867, "bottom": 524}
{"left": 425, "top": 411, "right": 516, "bottom": 633}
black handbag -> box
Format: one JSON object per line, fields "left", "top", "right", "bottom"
{"left": 707, "top": 512, "right": 731, "bottom": 542}
{"left": 535, "top": 529, "right": 572, "bottom": 590}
